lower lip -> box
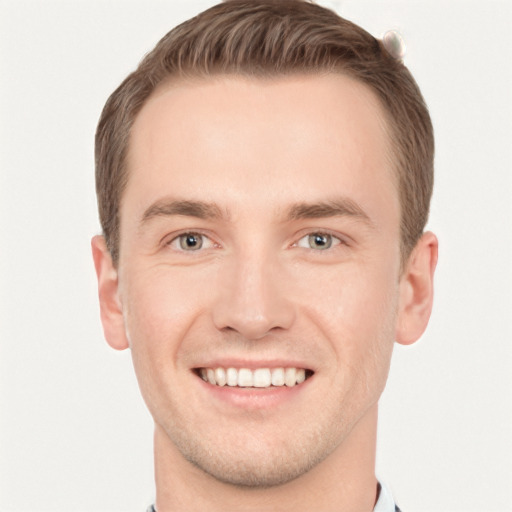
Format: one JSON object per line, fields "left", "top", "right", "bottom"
{"left": 194, "top": 373, "right": 312, "bottom": 410}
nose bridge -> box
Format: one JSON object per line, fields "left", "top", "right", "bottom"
{"left": 212, "top": 244, "right": 294, "bottom": 339}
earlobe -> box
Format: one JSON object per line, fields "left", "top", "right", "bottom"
{"left": 91, "top": 235, "right": 129, "bottom": 350}
{"left": 395, "top": 231, "right": 438, "bottom": 345}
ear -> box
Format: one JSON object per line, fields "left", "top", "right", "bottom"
{"left": 396, "top": 231, "right": 438, "bottom": 345}
{"left": 91, "top": 235, "right": 129, "bottom": 350}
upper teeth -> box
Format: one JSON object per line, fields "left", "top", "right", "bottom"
{"left": 199, "top": 367, "right": 307, "bottom": 388}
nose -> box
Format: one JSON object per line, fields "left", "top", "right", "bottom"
{"left": 212, "top": 251, "right": 295, "bottom": 340}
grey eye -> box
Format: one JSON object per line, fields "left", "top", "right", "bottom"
{"left": 168, "top": 232, "right": 216, "bottom": 252}
{"left": 297, "top": 232, "right": 339, "bottom": 250}
{"left": 178, "top": 233, "right": 204, "bottom": 251}
{"left": 307, "top": 233, "right": 332, "bottom": 250}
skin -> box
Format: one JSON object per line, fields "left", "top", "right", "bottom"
{"left": 92, "top": 74, "right": 438, "bottom": 512}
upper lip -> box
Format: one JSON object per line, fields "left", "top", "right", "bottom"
{"left": 193, "top": 359, "right": 314, "bottom": 372}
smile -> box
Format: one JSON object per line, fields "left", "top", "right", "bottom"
{"left": 197, "top": 367, "right": 313, "bottom": 388}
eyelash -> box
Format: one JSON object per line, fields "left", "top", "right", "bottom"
{"left": 165, "top": 230, "right": 345, "bottom": 253}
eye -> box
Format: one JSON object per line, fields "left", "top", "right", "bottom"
{"left": 168, "top": 232, "right": 214, "bottom": 252}
{"left": 296, "top": 232, "right": 341, "bottom": 250}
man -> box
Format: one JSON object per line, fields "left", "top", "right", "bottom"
{"left": 92, "top": 1, "right": 438, "bottom": 510}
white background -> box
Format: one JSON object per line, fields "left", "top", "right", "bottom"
{"left": 0, "top": 1, "right": 511, "bottom": 511}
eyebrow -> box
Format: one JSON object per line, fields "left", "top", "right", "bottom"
{"left": 285, "top": 198, "right": 375, "bottom": 227}
{"left": 139, "top": 197, "right": 374, "bottom": 228}
{"left": 140, "top": 199, "right": 225, "bottom": 225}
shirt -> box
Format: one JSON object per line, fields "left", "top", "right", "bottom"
{"left": 374, "top": 481, "right": 401, "bottom": 512}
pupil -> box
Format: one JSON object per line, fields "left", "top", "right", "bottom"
{"left": 186, "top": 235, "right": 197, "bottom": 246}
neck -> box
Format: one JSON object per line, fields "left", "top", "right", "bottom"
{"left": 153, "top": 404, "right": 379, "bottom": 512}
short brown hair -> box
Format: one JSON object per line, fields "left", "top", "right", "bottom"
{"left": 95, "top": 0, "right": 434, "bottom": 265}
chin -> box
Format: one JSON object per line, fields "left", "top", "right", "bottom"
{"left": 184, "top": 447, "right": 322, "bottom": 488}
{"left": 164, "top": 416, "right": 343, "bottom": 489}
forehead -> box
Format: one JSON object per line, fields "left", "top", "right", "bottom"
{"left": 123, "top": 74, "right": 398, "bottom": 228}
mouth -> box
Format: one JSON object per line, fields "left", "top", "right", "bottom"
{"left": 194, "top": 367, "right": 314, "bottom": 389}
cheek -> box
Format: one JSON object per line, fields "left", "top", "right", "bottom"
{"left": 118, "top": 267, "right": 213, "bottom": 416}
{"left": 119, "top": 266, "right": 211, "bottom": 355}
{"left": 298, "top": 260, "right": 399, "bottom": 377}
{"left": 299, "top": 255, "right": 398, "bottom": 327}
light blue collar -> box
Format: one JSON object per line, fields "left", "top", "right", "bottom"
{"left": 374, "top": 481, "right": 399, "bottom": 512}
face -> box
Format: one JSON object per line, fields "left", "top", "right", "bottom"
{"left": 114, "top": 74, "right": 403, "bottom": 486}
